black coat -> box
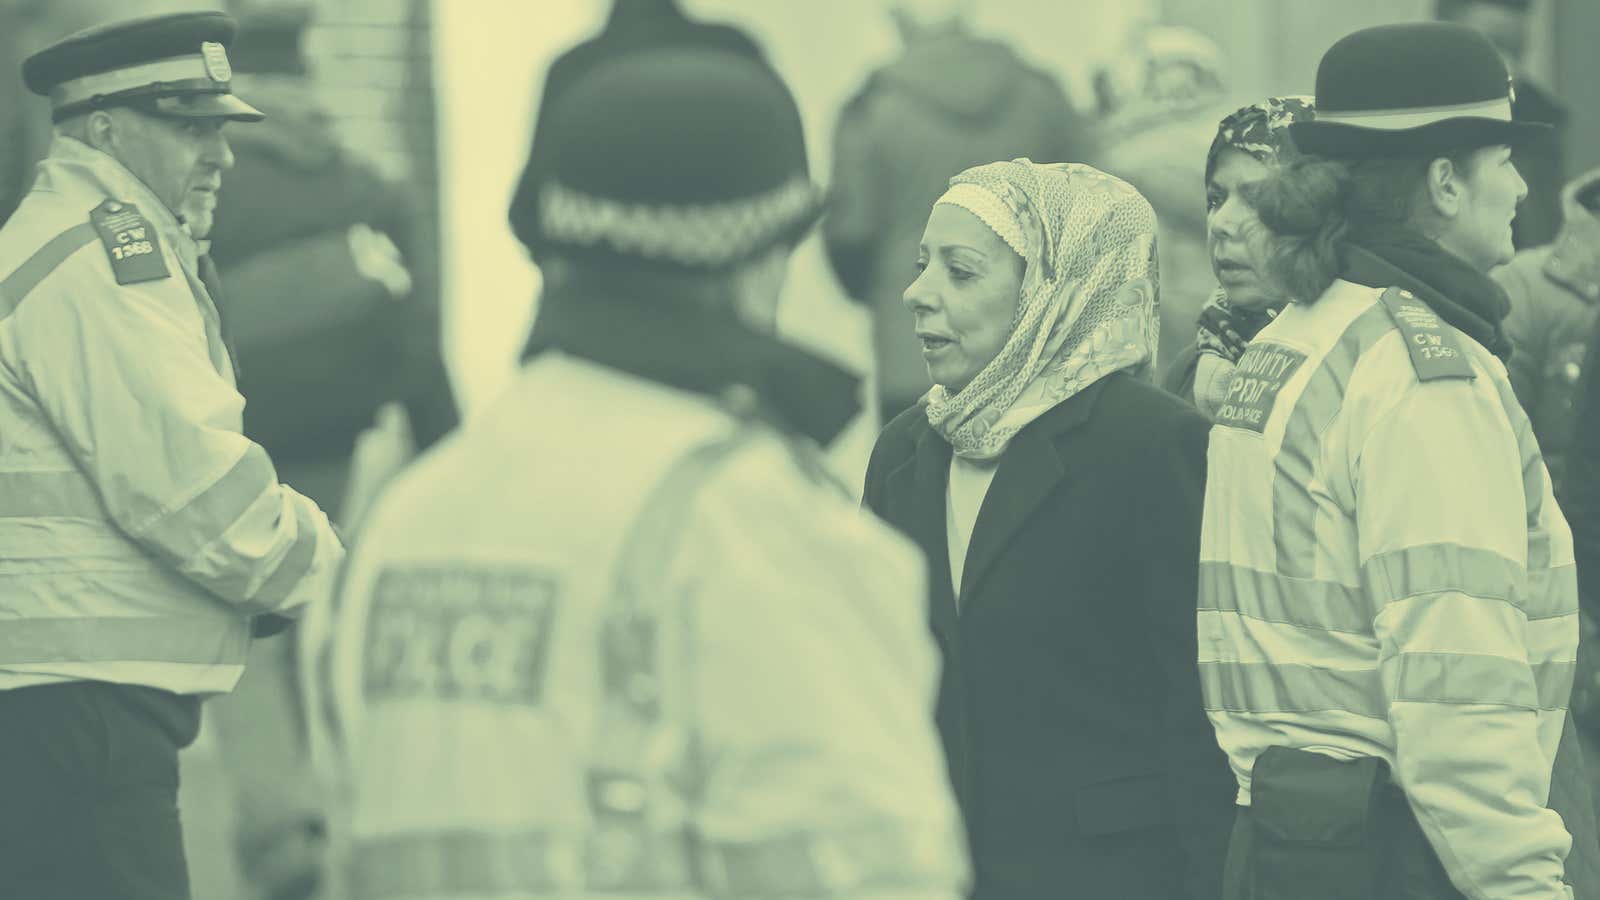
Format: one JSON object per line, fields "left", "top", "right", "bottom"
{"left": 863, "top": 372, "right": 1236, "bottom": 900}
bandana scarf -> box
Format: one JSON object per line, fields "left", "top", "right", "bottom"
{"left": 924, "top": 160, "right": 1160, "bottom": 460}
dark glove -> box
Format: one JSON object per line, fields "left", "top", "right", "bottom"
{"left": 251, "top": 613, "right": 296, "bottom": 638}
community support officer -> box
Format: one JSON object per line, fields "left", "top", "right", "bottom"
{"left": 322, "top": 31, "right": 967, "bottom": 900}
{"left": 1200, "top": 23, "right": 1578, "bottom": 899}
{"left": 0, "top": 12, "right": 344, "bottom": 900}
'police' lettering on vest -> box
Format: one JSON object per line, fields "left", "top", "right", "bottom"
{"left": 364, "top": 565, "right": 560, "bottom": 706}
{"left": 1215, "top": 343, "right": 1308, "bottom": 434}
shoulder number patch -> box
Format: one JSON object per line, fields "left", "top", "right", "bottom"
{"left": 1377, "top": 287, "right": 1475, "bottom": 382}
{"left": 89, "top": 200, "right": 168, "bottom": 285}
{"left": 1214, "top": 343, "right": 1308, "bottom": 434}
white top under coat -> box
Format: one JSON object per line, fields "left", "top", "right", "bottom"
{"left": 946, "top": 453, "right": 1001, "bottom": 604}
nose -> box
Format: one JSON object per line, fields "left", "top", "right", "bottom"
{"left": 1511, "top": 161, "right": 1528, "bottom": 206}
{"left": 205, "top": 129, "right": 235, "bottom": 173}
{"left": 1209, "top": 196, "right": 1243, "bottom": 240}
{"left": 902, "top": 265, "right": 937, "bottom": 314}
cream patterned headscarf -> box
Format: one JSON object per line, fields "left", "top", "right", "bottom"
{"left": 924, "top": 160, "right": 1160, "bottom": 460}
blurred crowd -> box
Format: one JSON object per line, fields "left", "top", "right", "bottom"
{"left": 2, "top": 0, "right": 1600, "bottom": 898}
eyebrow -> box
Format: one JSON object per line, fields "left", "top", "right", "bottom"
{"left": 918, "top": 242, "right": 989, "bottom": 256}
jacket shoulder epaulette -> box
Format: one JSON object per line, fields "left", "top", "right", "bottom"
{"left": 87, "top": 199, "right": 169, "bottom": 285}
{"left": 1376, "top": 286, "right": 1475, "bottom": 382}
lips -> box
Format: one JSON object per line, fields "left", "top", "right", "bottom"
{"left": 916, "top": 331, "right": 955, "bottom": 351}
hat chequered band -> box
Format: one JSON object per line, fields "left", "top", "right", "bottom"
{"left": 539, "top": 177, "right": 820, "bottom": 268}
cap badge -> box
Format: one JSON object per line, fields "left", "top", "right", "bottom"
{"left": 201, "top": 42, "right": 232, "bottom": 83}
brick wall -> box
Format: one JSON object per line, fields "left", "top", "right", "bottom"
{"left": 302, "top": 0, "right": 433, "bottom": 183}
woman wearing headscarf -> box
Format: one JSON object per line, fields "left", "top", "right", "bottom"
{"left": 1163, "top": 96, "right": 1315, "bottom": 417}
{"left": 862, "top": 159, "right": 1236, "bottom": 899}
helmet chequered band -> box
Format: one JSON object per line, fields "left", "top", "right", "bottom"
{"left": 539, "top": 177, "right": 820, "bottom": 268}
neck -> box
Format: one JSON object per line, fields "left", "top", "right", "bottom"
{"left": 1432, "top": 233, "right": 1495, "bottom": 276}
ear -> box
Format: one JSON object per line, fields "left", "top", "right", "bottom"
{"left": 83, "top": 110, "right": 118, "bottom": 153}
{"left": 1423, "top": 156, "right": 1462, "bottom": 220}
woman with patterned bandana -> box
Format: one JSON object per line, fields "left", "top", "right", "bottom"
{"left": 1163, "top": 96, "right": 1314, "bottom": 418}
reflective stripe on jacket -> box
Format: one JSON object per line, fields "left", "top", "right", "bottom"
{"left": 1201, "top": 279, "right": 1578, "bottom": 899}
{"left": 0, "top": 136, "right": 343, "bottom": 694}
{"left": 326, "top": 353, "right": 968, "bottom": 899}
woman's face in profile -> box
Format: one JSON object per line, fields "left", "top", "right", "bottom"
{"left": 903, "top": 204, "right": 1025, "bottom": 394}
{"left": 1206, "top": 147, "right": 1278, "bottom": 309}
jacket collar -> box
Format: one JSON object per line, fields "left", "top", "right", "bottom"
{"left": 1341, "top": 226, "right": 1513, "bottom": 359}
{"left": 957, "top": 375, "right": 1106, "bottom": 602}
{"left": 893, "top": 374, "right": 1110, "bottom": 635}
{"left": 35, "top": 135, "right": 200, "bottom": 272}
{"left": 524, "top": 283, "right": 861, "bottom": 446}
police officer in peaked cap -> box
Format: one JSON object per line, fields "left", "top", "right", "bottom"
{"left": 0, "top": 12, "right": 345, "bottom": 900}
{"left": 22, "top": 10, "right": 264, "bottom": 238}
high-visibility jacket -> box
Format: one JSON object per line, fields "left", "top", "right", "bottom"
{"left": 325, "top": 353, "right": 968, "bottom": 900}
{"left": 0, "top": 136, "right": 344, "bottom": 695}
{"left": 1201, "top": 279, "right": 1579, "bottom": 899}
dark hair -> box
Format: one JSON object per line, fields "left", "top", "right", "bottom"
{"left": 1241, "top": 148, "right": 1481, "bottom": 303}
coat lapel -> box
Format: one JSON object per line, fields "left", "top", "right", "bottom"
{"left": 905, "top": 426, "right": 957, "bottom": 641}
{"left": 957, "top": 379, "right": 1107, "bottom": 605}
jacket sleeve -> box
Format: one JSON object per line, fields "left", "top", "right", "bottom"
{"left": 822, "top": 90, "right": 884, "bottom": 302}
{"left": 680, "top": 439, "right": 967, "bottom": 899}
{"left": 1354, "top": 366, "right": 1576, "bottom": 900}
{"left": 15, "top": 250, "right": 343, "bottom": 617}
{"left": 1138, "top": 406, "right": 1236, "bottom": 900}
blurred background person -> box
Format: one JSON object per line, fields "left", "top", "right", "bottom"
{"left": 1570, "top": 308, "right": 1600, "bottom": 818}
{"left": 326, "top": 30, "right": 968, "bottom": 900}
{"left": 822, "top": 0, "right": 1093, "bottom": 424}
{"left": 186, "top": 5, "right": 458, "bottom": 898}
{"left": 208, "top": 1, "right": 453, "bottom": 519}
{"left": 1434, "top": 0, "right": 1566, "bottom": 248}
{"left": 863, "top": 160, "right": 1235, "bottom": 899}
{"left": 1162, "top": 96, "right": 1314, "bottom": 413}
{"left": 1088, "top": 24, "right": 1234, "bottom": 370}
{"left": 1544, "top": 180, "right": 1600, "bottom": 854}
{"left": 1497, "top": 166, "right": 1600, "bottom": 496}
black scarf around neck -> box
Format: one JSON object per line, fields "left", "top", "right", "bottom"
{"left": 525, "top": 283, "right": 861, "bottom": 447}
{"left": 1340, "top": 225, "right": 1514, "bottom": 360}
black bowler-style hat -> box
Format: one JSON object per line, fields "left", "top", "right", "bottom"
{"left": 1290, "top": 22, "right": 1547, "bottom": 159}
{"left": 513, "top": 43, "right": 822, "bottom": 272}
{"left": 23, "top": 10, "right": 265, "bottom": 123}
